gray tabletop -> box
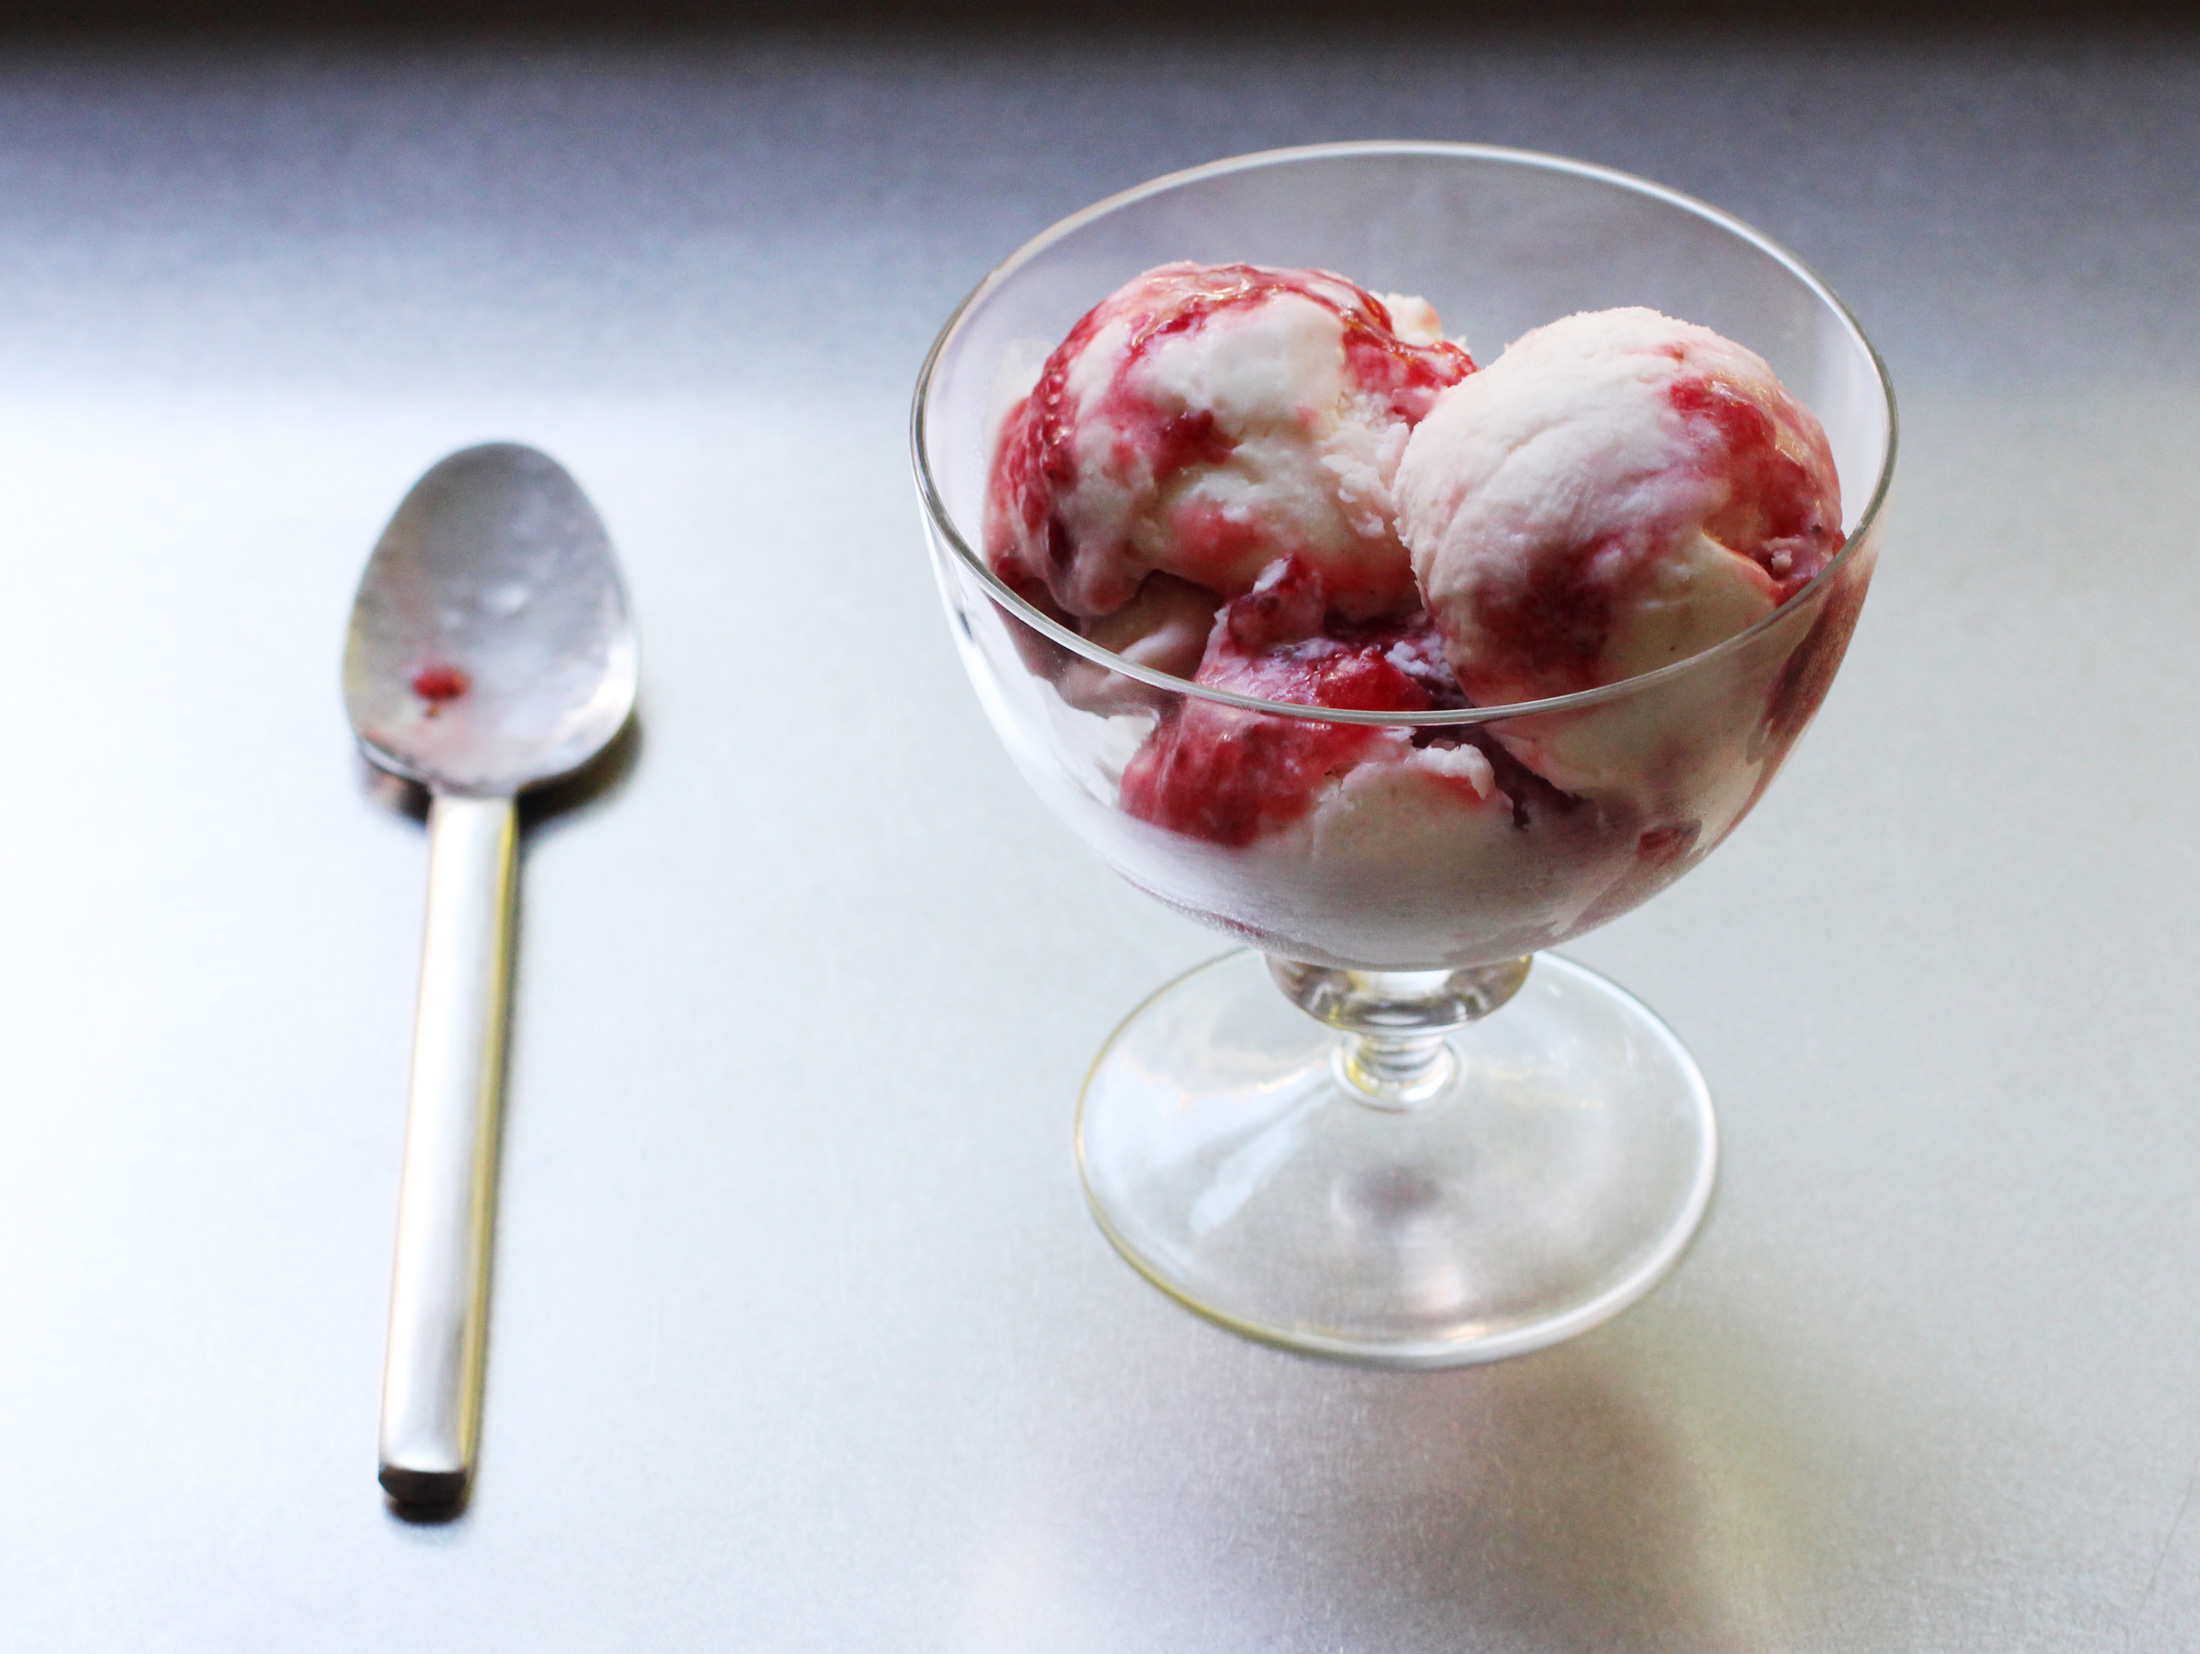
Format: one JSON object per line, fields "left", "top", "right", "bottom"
{"left": 3, "top": 24, "right": 2197, "bottom": 1651}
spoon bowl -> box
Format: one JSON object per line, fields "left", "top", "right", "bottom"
{"left": 345, "top": 443, "right": 637, "bottom": 796}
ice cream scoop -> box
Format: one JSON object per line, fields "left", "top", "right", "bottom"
{"left": 1396, "top": 306, "right": 1842, "bottom": 708}
{"left": 344, "top": 442, "right": 637, "bottom": 1509}
{"left": 986, "top": 262, "right": 1471, "bottom": 623}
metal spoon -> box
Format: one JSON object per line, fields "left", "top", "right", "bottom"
{"left": 344, "top": 442, "right": 638, "bottom": 1508}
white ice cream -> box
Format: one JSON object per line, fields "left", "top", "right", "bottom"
{"left": 1396, "top": 306, "right": 1842, "bottom": 710}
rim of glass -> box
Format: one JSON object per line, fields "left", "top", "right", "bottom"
{"left": 911, "top": 139, "right": 1898, "bottom": 729}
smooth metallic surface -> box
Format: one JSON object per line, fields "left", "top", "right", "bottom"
{"left": 6, "top": 28, "right": 2200, "bottom": 1651}
{"left": 347, "top": 444, "right": 636, "bottom": 1506}
{"left": 377, "top": 794, "right": 517, "bottom": 1506}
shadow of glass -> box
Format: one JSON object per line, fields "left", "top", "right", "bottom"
{"left": 1291, "top": 1341, "right": 1773, "bottom": 1652}
{"left": 967, "top": 1307, "right": 1840, "bottom": 1652}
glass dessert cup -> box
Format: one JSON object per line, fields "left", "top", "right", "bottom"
{"left": 912, "top": 142, "right": 1895, "bottom": 1366}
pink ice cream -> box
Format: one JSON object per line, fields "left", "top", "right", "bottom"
{"left": 1395, "top": 306, "right": 1843, "bottom": 708}
{"left": 985, "top": 262, "right": 1472, "bottom": 625}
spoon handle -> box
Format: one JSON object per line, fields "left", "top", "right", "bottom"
{"left": 378, "top": 792, "right": 518, "bottom": 1507}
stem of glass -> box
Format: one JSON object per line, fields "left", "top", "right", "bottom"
{"left": 1267, "top": 956, "right": 1534, "bottom": 1109}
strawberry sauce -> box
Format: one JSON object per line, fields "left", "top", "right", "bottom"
{"left": 1121, "top": 559, "right": 1467, "bottom": 847}
{"left": 1668, "top": 374, "right": 1841, "bottom": 600}
{"left": 411, "top": 665, "right": 469, "bottom": 704}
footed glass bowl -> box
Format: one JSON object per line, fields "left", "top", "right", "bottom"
{"left": 912, "top": 142, "right": 1894, "bottom": 1366}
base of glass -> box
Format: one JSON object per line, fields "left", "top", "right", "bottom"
{"left": 1077, "top": 949, "right": 1716, "bottom": 1367}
